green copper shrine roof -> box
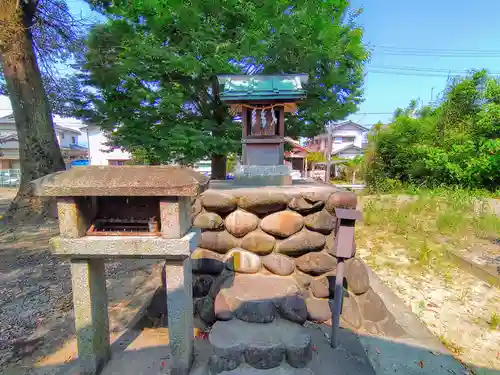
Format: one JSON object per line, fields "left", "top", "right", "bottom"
{"left": 217, "top": 74, "right": 308, "bottom": 102}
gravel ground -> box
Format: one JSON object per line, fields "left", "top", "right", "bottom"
{"left": 0, "top": 223, "right": 159, "bottom": 374}
{"left": 357, "top": 239, "right": 500, "bottom": 371}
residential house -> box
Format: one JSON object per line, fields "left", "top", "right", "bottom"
{"left": 0, "top": 114, "right": 87, "bottom": 170}
{"left": 83, "top": 124, "right": 132, "bottom": 166}
{"left": 284, "top": 137, "right": 312, "bottom": 177}
{"left": 308, "top": 121, "right": 369, "bottom": 159}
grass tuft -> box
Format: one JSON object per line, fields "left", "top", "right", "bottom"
{"left": 488, "top": 312, "right": 500, "bottom": 330}
{"left": 438, "top": 334, "right": 464, "bottom": 355}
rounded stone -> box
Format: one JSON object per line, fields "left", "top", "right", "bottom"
{"left": 193, "top": 274, "right": 214, "bottom": 297}
{"left": 278, "top": 295, "right": 308, "bottom": 324}
{"left": 198, "top": 296, "right": 217, "bottom": 324}
{"left": 324, "top": 231, "right": 336, "bottom": 256}
{"left": 193, "top": 212, "right": 224, "bottom": 230}
{"left": 341, "top": 295, "right": 363, "bottom": 329}
{"left": 214, "top": 293, "right": 233, "bottom": 321}
{"left": 275, "top": 229, "right": 326, "bottom": 256}
{"left": 296, "top": 252, "right": 337, "bottom": 275}
{"left": 359, "top": 288, "right": 388, "bottom": 322}
{"left": 260, "top": 211, "right": 304, "bottom": 237}
{"left": 304, "top": 210, "right": 335, "bottom": 234}
{"left": 200, "top": 230, "right": 239, "bottom": 254}
{"left": 214, "top": 274, "right": 300, "bottom": 322}
{"left": 225, "top": 210, "right": 259, "bottom": 238}
{"left": 224, "top": 248, "right": 262, "bottom": 273}
{"left": 245, "top": 342, "right": 285, "bottom": 369}
{"left": 302, "top": 190, "right": 334, "bottom": 203}
{"left": 325, "top": 191, "right": 358, "bottom": 212}
{"left": 378, "top": 314, "right": 406, "bottom": 338}
{"left": 209, "top": 270, "right": 235, "bottom": 299}
{"left": 292, "top": 271, "right": 313, "bottom": 291}
{"left": 345, "top": 258, "right": 370, "bottom": 295}
{"left": 285, "top": 333, "right": 312, "bottom": 368}
{"left": 305, "top": 297, "right": 331, "bottom": 323}
{"left": 191, "top": 248, "right": 224, "bottom": 274}
{"left": 238, "top": 192, "right": 288, "bottom": 215}
{"left": 363, "top": 321, "right": 381, "bottom": 335}
{"left": 209, "top": 344, "right": 243, "bottom": 373}
{"left": 192, "top": 198, "right": 202, "bottom": 219}
{"left": 288, "top": 196, "right": 324, "bottom": 215}
{"left": 201, "top": 191, "right": 237, "bottom": 213}
{"left": 262, "top": 254, "right": 295, "bottom": 276}
{"left": 240, "top": 230, "right": 275, "bottom": 255}
{"left": 235, "top": 300, "right": 276, "bottom": 323}
{"left": 310, "top": 273, "right": 337, "bottom": 298}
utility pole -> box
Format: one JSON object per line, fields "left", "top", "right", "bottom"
{"left": 325, "top": 122, "right": 332, "bottom": 183}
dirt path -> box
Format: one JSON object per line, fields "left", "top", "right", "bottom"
{"left": 0, "top": 188, "right": 16, "bottom": 217}
{"left": 356, "top": 223, "right": 500, "bottom": 370}
{"left": 0, "top": 223, "right": 159, "bottom": 374}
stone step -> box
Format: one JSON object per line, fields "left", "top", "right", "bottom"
{"left": 209, "top": 318, "right": 312, "bottom": 373}
{"left": 213, "top": 273, "right": 307, "bottom": 324}
{"left": 220, "top": 363, "right": 314, "bottom": 374}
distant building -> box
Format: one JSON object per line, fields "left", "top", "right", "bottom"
{"left": 307, "top": 121, "right": 369, "bottom": 159}
{"left": 0, "top": 114, "right": 87, "bottom": 169}
{"left": 83, "top": 125, "right": 131, "bottom": 166}
{"left": 284, "top": 137, "right": 312, "bottom": 176}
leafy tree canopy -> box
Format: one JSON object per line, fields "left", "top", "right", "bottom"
{"left": 77, "top": 0, "right": 368, "bottom": 174}
{"left": 365, "top": 70, "right": 500, "bottom": 191}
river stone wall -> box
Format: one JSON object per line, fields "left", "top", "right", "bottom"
{"left": 187, "top": 185, "right": 405, "bottom": 338}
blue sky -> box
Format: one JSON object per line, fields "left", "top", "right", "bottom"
{"left": 348, "top": 0, "right": 500, "bottom": 126}
{"left": 2, "top": 0, "right": 500, "bottom": 128}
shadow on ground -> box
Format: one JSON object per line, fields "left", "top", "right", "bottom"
{"left": 24, "top": 271, "right": 499, "bottom": 375}
{"left": 28, "top": 315, "right": 499, "bottom": 375}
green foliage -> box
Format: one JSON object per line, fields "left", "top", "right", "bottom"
{"left": 77, "top": 0, "right": 368, "bottom": 169}
{"left": 365, "top": 71, "right": 500, "bottom": 192}
{"left": 306, "top": 152, "right": 326, "bottom": 163}
{"left": 226, "top": 153, "right": 237, "bottom": 173}
{"left": 340, "top": 155, "right": 363, "bottom": 183}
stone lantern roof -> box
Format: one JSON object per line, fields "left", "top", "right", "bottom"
{"left": 32, "top": 165, "right": 209, "bottom": 197}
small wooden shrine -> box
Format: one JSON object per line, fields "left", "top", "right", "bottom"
{"left": 217, "top": 74, "right": 308, "bottom": 167}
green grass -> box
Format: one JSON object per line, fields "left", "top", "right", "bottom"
{"left": 438, "top": 334, "right": 464, "bottom": 355}
{"left": 488, "top": 312, "right": 500, "bottom": 330}
{"left": 360, "top": 187, "right": 500, "bottom": 272}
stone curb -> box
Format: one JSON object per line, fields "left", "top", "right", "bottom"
{"left": 364, "top": 265, "right": 447, "bottom": 353}
{"left": 447, "top": 250, "right": 500, "bottom": 288}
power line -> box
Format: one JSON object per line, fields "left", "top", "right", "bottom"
{"left": 370, "top": 65, "right": 500, "bottom": 74}
{"left": 369, "top": 45, "right": 500, "bottom": 58}
{"left": 366, "top": 69, "right": 494, "bottom": 78}
{"left": 372, "top": 45, "right": 500, "bottom": 54}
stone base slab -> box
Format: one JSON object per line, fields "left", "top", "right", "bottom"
{"left": 49, "top": 229, "right": 200, "bottom": 259}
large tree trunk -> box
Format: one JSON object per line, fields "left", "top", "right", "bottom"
{"left": 0, "top": 2, "right": 65, "bottom": 223}
{"left": 211, "top": 154, "right": 227, "bottom": 180}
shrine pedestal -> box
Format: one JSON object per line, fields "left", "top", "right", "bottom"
{"left": 234, "top": 164, "right": 292, "bottom": 186}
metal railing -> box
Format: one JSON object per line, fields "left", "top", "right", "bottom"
{"left": 0, "top": 169, "right": 20, "bottom": 187}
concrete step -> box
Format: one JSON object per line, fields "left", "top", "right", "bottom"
{"left": 209, "top": 318, "right": 312, "bottom": 373}
{"left": 220, "top": 363, "right": 314, "bottom": 374}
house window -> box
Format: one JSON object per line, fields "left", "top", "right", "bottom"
{"left": 71, "top": 136, "right": 77, "bottom": 144}
{"left": 108, "top": 160, "right": 126, "bottom": 166}
{"left": 61, "top": 132, "right": 65, "bottom": 139}
{"left": 342, "top": 136, "right": 355, "bottom": 143}
{"left": 334, "top": 137, "right": 342, "bottom": 143}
